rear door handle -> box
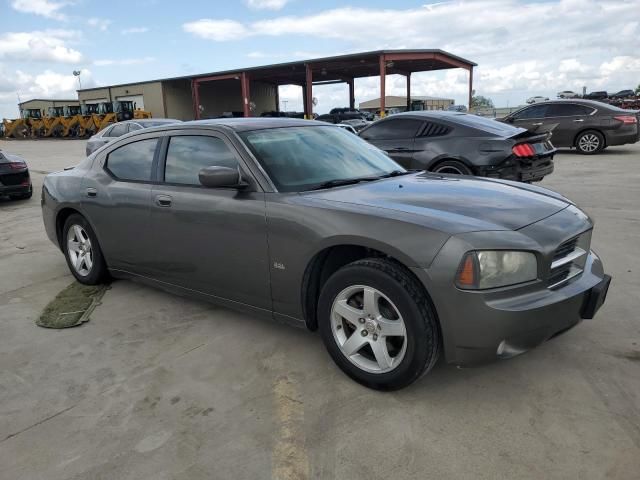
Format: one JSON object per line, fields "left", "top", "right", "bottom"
{"left": 155, "top": 194, "right": 172, "bottom": 207}
{"left": 532, "top": 122, "right": 543, "bottom": 126}
{"left": 86, "top": 187, "right": 97, "bottom": 197}
{"left": 573, "top": 119, "right": 584, "bottom": 122}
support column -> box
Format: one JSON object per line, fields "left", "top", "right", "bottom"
{"left": 241, "top": 72, "right": 251, "bottom": 117}
{"left": 468, "top": 66, "right": 474, "bottom": 111}
{"left": 379, "top": 55, "right": 386, "bottom": 118}
{"left": 347, "top": 78, "right": 355, "bottom": 110}
{"left": 406, "top": 73, "right": 411, "bottom": 111}
{"left": 305, "top": 64, "right": 313, "bottom": 119}
{"left": 302, "top": 84, "right": 308, "bottom": 118}
{"left": 275, "top": 85, "right": 280, "bottom": 112}
{"left": 191, "top": 79, "right": 201, "bottom": 120}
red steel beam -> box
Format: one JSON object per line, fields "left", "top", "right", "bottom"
{"left": 406, "top": 73, "right": 411, "bottom": 111}
{"left": 347, "top": 78, "right": 355, "bottom": 110}
{"left": 379, "top": 54, "right": 386, "bottom": 117}
{"left": 468, "top": 67, "right": 474, "bottom": 111}
{"left": 191, "top": 79, "right": 201, "bottom": 120}
{"left": 305, "top": 64, "right": 313, "bottom": 119}
{"left": 241, "top": 72, "right": 250, "bottom": 117}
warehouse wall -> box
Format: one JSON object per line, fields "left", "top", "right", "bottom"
{"left": 19, "top": 99, "right": 79, "bottom": 116}
{"left": 197, "top": 79, "right": 277, "bottom": 118}
{"left": 78, "top": 82, "right": 166, "bottom": 117}
{"left": 163, "top": 80, "right": 194, "bottom": 120}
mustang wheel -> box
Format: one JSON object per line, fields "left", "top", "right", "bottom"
{"left": 318, "top": 258, "right": 440, "bottom": 390}
{"left": 63, "top": 214, "right": 108, "bottom": 285}
{"left": 576, "top": 131, "right": 604, "bottom": 155}
{"left": 431, "top": 160, "right": 473, "bottom": 175}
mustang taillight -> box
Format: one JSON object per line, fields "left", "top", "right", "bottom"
{"left": 512, "top": 143, "right": 536, "bottom": 157}
{"left": 8, "top": 162, "right": 27, "bottom": 170}
{"left": 613, "top": 115, "right": 638, "bottom": 124}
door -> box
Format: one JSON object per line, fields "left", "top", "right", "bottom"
{"left": 542, "top": 103, "right": 596, "bottom": 147}
{"left": 82, "top": 136, "right": 160, "bottom": 275}
{"left": 359, "top": 118, "right": 423, "bottom": 168}
{"left": 509, "top": 104, "right": 549, "bottom": 133}
{"left": 148, "top": 133, "right": 271, "bottom": 310}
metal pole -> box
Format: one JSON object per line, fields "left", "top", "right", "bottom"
{"left": 468, "top": 67, "right": 474, "bottom": 111}
{"left": 379, "top": 55, "right": 386, "bottom": 118}
{"left": 406, "top": 73, "right": 411, "bottom": 111}
{"left": 191, "top": 79, "right": 201, "bottom": 120}
{"left": 348, "top": 78, "right": 355, "bottom": 110}
{"left": 305, "top": 64, "right": 313, "bottom": 119}
{"left": 241, "top": 72, "right": 250, "bottom": 117}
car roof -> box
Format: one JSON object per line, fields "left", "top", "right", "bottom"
{"left": 530, "top": 99, "right": 614, "bottom": 108}
{"left": 132, "top": 118, "right": 182, "bottom": 125}
{"left": 182, "top": 117, "right": 328, "bottom": 132}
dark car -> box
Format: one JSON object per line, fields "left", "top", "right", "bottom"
{"left": 358, "top": 111, "right": 555, "bottom": 182}
{"left": 317, "top": 109, "right": 372, "bottom": 125}
{"left": 0, "top": 150, "right": 32, "bottom": 200}
{"left": 499, "top": 100, "right": 640, "bottom": 154}
{"left": 85, "top": 119, "right": 181, "bottom": 156}
{"left": 609, "top": 89, "right": 635, "bottom": 99}
{"left": 583, "top": 91, "right": 608, "bottom": 100}
{"left": 41, "top": 118, "right": 611, "bottom": 390}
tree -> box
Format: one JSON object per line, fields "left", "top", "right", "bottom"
{"left": 471, "top": 95, "right": 494, "bottom": 109}
{"left": 635, "top": 83, "right": 640, "bottom": 95}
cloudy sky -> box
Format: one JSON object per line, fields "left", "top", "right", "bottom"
{"left": 1, "top": 0, "right": 639, "bottom": 118}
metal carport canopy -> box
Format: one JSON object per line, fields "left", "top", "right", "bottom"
{"left": 190, "top": 49, "right": 477, "bottom": 119}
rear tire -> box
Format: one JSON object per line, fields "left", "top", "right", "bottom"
{"left": 318, "top": 258, "right": 440, "bottom": 390}
{"left": 62, "top": 214, "right": 108, "bottom": 285}
{"left": 430, "top": 159, "right": 473, "bottom": 175}
{"left": 575, "top": 130, "right": 604, "bottom": 155}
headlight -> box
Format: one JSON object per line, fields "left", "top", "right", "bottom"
{"left": 456, "top": 251, "right": 538, "bottom": 290}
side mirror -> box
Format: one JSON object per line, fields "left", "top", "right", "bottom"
{"left": 505, "top": 116, "right": 515, "bottom": 123}
{"left": 198, "top": 166, "right": 245, "bottom": 188}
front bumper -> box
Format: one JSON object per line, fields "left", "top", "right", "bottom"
{"left": 414, "top": 252, "right": 608, "bottom": 366}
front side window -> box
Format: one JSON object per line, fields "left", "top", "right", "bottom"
{"left": 164, "top": 136, "right": 238, "bottom": 185}
{"left": 240, "top": 126, "right": 403, "bottom": 192}
{"left": 546, "top": 104, "right": 595, "bottom": 117}
{"left": 361, "top": 119, "right": 423, "bottom": 140}
{"left": 513, "top": 105, "right": 548, "bottom": 120}
{"left": 106, "top": 138, "right": 157, "bottom": 181}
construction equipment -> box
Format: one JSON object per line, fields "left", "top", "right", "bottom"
{"left": 61, "top": 105, "right": 84, "bottom": 137}
{"left": 43, "top": 107, "right": 66, "bottom": 137}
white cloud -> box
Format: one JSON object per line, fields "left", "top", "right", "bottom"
{"left": 93, "top": 57, "right": 155, "bottom": 66}
{"left": 10, "top": 0, "right": 70, "bottom": 21}
{"left": 0, "top": 30, "right": 83, "bottom": 63}
{"left": 246, "top": 0, "right": 289, "bottom": 10}
{"left": 121, "top": 27, "right": 150, "bottom": 35}
{"left": 183, "top": 19, "right": 247, "bottom": 41}
{"left": 185, "top": 0, "right": 640, "bottom": 106}
{"left": 87, "top": 18, "right": 112, "bottom": 32}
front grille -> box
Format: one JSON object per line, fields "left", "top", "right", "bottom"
{"left": 0, "top": 172, "right": 29, "bottom": 186}
{"left": 548, "top": 234, "right": 589, "bottom": 289}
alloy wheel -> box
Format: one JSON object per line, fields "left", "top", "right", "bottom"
{"left": 330, "top": 285, "right": 407, "bottom": 373}
{"left": 67, "top": 225, "right": 93, "bottom": 276}
{"left": 578, "top": 134, "right": 600, "bottom": 153}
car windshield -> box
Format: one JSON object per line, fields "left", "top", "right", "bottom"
{"left": 240, "top": 126, "right": 404, "bottom": 192}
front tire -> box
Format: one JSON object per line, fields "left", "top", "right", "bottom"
{"left": 430, "top": 159, "right": 473, "bottom": 175}
{"left": 575, "top": 130, "right": 604, "bottom": 155}
{"left": 318, "top": 258, "right": 440, "bottom": 390}
{"left": 62, "top": 214, "right": 108, "bottom": 285}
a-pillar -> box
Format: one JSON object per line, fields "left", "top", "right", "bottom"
{"left": 379, "top": 54, "right": 386, "bottom": 117}
{"left": 241, "top": 72, "right": 251, "bottom": 117}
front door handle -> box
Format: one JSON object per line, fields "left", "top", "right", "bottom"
{"left": 532, "top": 122, "right": 543, "bottom": 126}
{"left": 155, "top": 194, "right": 172, "bottom": 207}
{"left": 86, "top": 187, "right": 97, "bottom": 197}
{"left": 573, "top": 119, "right": 584, "bottom": 122}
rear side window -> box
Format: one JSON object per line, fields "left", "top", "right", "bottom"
{"left": 106, "top": 138, "right": 157, "bottom": 181}
{"left": 128, "top": 123, "right": 142, "bottom": 132}
{"left": 546, "top": 104, "right": 595, "bottom": 117}
{"left": 361, "top": 119, "right": 423, "bottom": 140}
{"left": 419, "top": 122, "right": 450, "bottom": 137}
{"left": 164, "top": 136, "right": 238, "bottom": 185}
{"left": 106, "top": 123, "right": 128, "bottom": 137}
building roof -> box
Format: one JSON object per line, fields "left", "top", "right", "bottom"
{"left": 18, "top": 98, "right": 78, "bottom": 106}
{"left": 77, "top": 49, "right": 476, "bottom": 92}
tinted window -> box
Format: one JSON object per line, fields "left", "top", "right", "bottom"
{"left": 513, "top": 105, "right": 548, "bottom": 120}
{"left": 165, "top": 136, "right": 238, "bottom": 185}
{"left": 128, "top": 123, "right": 142, "bottom": 132}
{"left": 107, "top": 123, "right": 128, "bottom": 137}
{"left": 448, "top": 113, "right": 522, "bottom": 135}
{"left": 106, "top": 138, "right": 157, "bottom": 181}
{"left": 361, "top": 119, "right": 423, "bottom": 140}
{"left": 419, "top": 122, "right": 450, "bottom": 137}
{"left": 546, "top": 104, "right": 594, "bottom": 117}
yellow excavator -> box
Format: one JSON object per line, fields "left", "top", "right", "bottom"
{"left": 43, "top": 107, "right": 66, "bottom": 137}
{"left": 2, "top": 109, "right": 42, "bottom": 138}
{"left": 61, "top": 105, "right": 84, "bottom": 137}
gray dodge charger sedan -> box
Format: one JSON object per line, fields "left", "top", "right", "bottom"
{"left": 42, "top": 118, "right": 610, "bottom": 390}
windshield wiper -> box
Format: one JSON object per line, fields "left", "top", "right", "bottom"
{"left": 379, "top": 170, "right": 412, "bottom": 178}
{"left": 309, "top": 176, "right": 379, "bottom": 191}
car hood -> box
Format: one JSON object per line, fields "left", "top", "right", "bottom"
{"left": 304, "top": 172, "right": 570, "bottom": 233}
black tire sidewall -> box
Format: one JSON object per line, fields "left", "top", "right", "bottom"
{"left": 318, "top": 261, "right": 437, "bottom": 390}
{"left": 62, "top": 214, "right": 107, "bottom": 285}
{"left": 576, "top": 131, "right": 604, "bottom": 155}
